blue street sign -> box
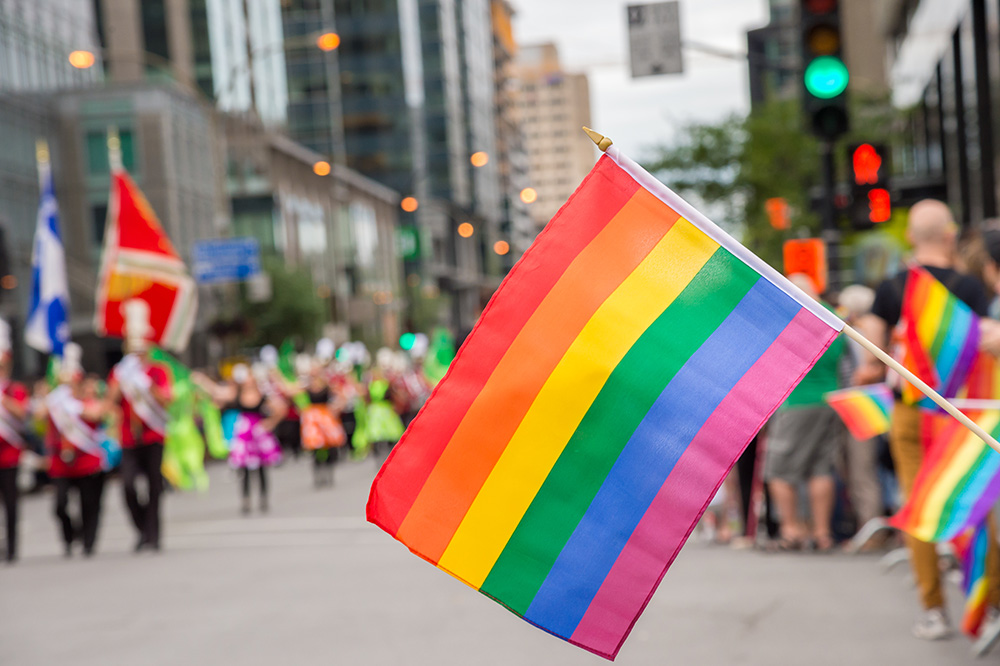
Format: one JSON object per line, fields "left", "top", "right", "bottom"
{"left": 192, "top": 237, "right": 262, "bottom": 284}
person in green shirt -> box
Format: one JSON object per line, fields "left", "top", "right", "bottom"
{"left": 764, "top": 274, "right": 846, "bottom": 552}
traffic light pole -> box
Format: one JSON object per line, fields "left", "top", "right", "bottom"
{"left": 820, "top": 140, "right": 840, "bottom": 292}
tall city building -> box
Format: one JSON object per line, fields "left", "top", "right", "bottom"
{"left": 95, "top": 0, "right": 288, "bottom": 124}
{"left": 490, "top": 0, "right": 532, "bottom": 263}
{"left": 205, "top": 0, "right": 288, "bottom": 126}
{"left": 745, "top": 0, "right": 797, "bottom": 108}
{"left": 512, "top": 43, "right": 594, "bottom": 232}
{"left": 281, "top": 0, "right": 511, "bottom": 331}
{"left": 0, "top": 0, "right": 104, "bottom": 91}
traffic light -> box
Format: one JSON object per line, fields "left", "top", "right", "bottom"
{"left": 800, "top": 0, "right": 849, "bottom": 139}
{"left": 848, "top": 142, "right": 891, "bottom": 229}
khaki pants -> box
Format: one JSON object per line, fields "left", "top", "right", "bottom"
{"left": 891, "top": 401, "right": 1000, "bottom": 610}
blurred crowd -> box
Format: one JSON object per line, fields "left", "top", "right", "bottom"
{"left": 0, "top": 301, "right": 443, "bottom": 561}
{"left": 699, "top": 199, "right": 1000, "bottom": 655}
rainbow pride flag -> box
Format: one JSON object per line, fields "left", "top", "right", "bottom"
{"left": 953, "top": 521, "right": 990, "bottom": 637}
{"left": 891, "top": 410, "right": 1000, "bottom": 542}
{"left": 824, "top": 384, "right": 893, "bottom": 440}
{"left": 367, "top": 147, "right": 843, "bottom": 659}
{"left": 898, "top": 266, "right": 980, "bottom": 405}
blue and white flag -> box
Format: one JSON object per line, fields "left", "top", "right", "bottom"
{"left": 25, "top": 159, "right": 70, "bottom": 356}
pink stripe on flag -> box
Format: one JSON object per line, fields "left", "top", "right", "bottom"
{"left": 569, "top": 308, "right": 836, "bottom": 659}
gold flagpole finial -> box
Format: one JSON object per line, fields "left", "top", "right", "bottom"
{"left": 583, "top": 127, "right": 613, "bottom": 152}
{"left": 35, "top": 139, "right": 50, "bottom": 164}
{"left": 107, "top": 125, "right": 123, "bottom": 171}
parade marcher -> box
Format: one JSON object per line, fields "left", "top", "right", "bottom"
{"left": 763, "top": 274, "right": 845, "bottom": 553}
{"left": 301, "top": 359, "right": 346, "bottom": 487}
{"left": 40, "top": 344, "right": 108, "bottom": 558}
{"left": 105, "top": 300, "right": 172, "bottom": 553}
{"left": 330, "top": 359, "right": 361, "bottom": 462}
{"left": 194, "top": 363, "right": 287, "bottom": 514}
{"left": 858, "top": 200, "right": 1000, "bottom": 642}
{"left": 0, "top": 320, "right": 30, "bottom": 563}
{"left": 390, "top": 351, "right": 431, "bottom": 429}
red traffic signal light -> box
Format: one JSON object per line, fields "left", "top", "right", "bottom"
{"left": 847, "top": 143, "right": 890, "bottom": 229}
{"left": 852, "top": 143, "right": 883, "bottom": 185}
{"left": 868, "top": 188, "right": 891, "bottom": 223}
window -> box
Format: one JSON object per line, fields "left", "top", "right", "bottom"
{"left": 86, "top": 129, "right": 135, "bottom": 174}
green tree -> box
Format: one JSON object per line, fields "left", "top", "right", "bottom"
{"left": 643, "top": 99, "right": 821, "bottom": 267}
{"left": 239, "top": 258, "right": 325, "bottom": 348}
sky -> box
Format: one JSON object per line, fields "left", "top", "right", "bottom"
{"left": 513, "top": 0, "right": 769, "bottom": 160}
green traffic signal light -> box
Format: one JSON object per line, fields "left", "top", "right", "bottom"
{"left": 400, "top": 332, "right": 416, "bottom": 351}
{"left": 803, "top": 56, "right": 849, "bottom": 99}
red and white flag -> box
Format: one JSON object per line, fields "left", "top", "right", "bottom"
{"left": 95, "top": 169, "right": 197, "bottom": 352}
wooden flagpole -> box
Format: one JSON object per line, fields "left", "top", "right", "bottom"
{"left": 582, "top": 126, "right": 1000, "bottom": 456}
{"left": 842, "top": 325, "right": 1000, "bottom": 453}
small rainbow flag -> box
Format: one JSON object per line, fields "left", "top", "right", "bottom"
{"left": 953, "top": 521, "right": 990, "bottom": 637}
{"left": 824, "top": 384, "right": 893, "bottom": 440}
{"left": 898, "top": 266, "right": 980, "bottom": 405}
{"left": 891, "top": 410, "right": 1000, "bottom": 542}
{"left": 367, "top": 147, "right": 843, "bottom": 659}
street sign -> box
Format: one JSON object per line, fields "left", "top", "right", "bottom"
{"left": 396, "top": 225, "right": 421, "bottom": 261}
{"left": 783, "top": 238, "right": 828, "bottom": 294}
{"left": 192, "top": 237, "right": 261, "bottom": 284}
{"left": 627, "top": 1, "right": 683, "bottom": 78}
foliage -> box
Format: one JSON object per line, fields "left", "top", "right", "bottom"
{"left": 642, "top": 99, "right": 821, "bottom": 267}
{"left": 238, "top": 258, "right": 325, "bottom": 348}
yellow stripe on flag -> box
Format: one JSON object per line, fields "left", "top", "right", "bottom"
{"left": 853, "top": 399, "right": 889, "bottom": 436}
{"left": 916, "top": 283, "right": 947, "bottom": 352}
{"left": 436, "top": 218, "right": 719, "bottom": 587}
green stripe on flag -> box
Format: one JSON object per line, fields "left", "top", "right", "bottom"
{"left": 480, "top": 249, "right": 760, "bottom": 614}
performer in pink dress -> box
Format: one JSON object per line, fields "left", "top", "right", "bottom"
{"left": 194, "top": 363, "right": 286, "bottom": 514}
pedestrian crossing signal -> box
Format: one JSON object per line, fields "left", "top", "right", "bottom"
{"left": 848, "top": 143, "right": 891, "bottom": 229}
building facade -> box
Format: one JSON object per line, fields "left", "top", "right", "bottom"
{"left": 205, "top": 0, "right": 288, "bottom": 126}
{"left": 224, "top": 114, "right": 403, "bottom": 347}
{"left": 886, "top": 0, "right": 997, "bottom": 226}
{"left": 49, "top": 82, "right": 227, "bottom": 370}
{"left": 97, "top": 0, "right": 288, "bottom": 125}
{"left": 281, "top": 0, "right": 512, "bottom": 333}
{"left": 512, "top": 43, "right": 594, "bottom": 232}
{"left": 0, "top": 0, "right": 104, "bottom": 91}
{"left": 490, "top": 0, "right": 532, "bottom": 264}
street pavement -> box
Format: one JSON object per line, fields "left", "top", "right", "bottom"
{"left": 1, "top": 455, "right": 996, "bottom": 665}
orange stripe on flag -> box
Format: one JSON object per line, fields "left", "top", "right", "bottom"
{"left": 394, "top": 188, "right": 679, "bottom": 562}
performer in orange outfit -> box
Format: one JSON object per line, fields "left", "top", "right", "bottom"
{"left": 301, "top": 361, "right": 346, "bottom": 487}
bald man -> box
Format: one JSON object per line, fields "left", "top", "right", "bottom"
{"left": 857, "top": 200, "right": 997, "bottom": 645}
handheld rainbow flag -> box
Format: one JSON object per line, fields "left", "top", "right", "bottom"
{"left": 824, "top": 384, "right": 893, "bottom": 440}
{"left": 953, "top": 521, "right": 990, "bottom": 637}
{"left": 897, "top": 266, "right": 980, "bottom": 405}
{"left": 367, "top": 143, "right": 843, "bottom": 659}
{"left": 891, "top": 411, "right": 1000, "bottom": 542}
{"left": 95, "top": 160, "right": 197, "bottom": 352}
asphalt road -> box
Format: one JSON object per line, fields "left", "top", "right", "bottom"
{"left": 0, "top": 454, "right": 994, "bottom": 665}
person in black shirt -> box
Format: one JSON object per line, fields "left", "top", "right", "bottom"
{"left": 858, "top": 200, "right": 1000, "bottom": 643}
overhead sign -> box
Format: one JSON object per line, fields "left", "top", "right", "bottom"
{"left": 627, "top": 2, "right": 684, "bottom": 78}
{"left": 192, "top": 237, "right": 261, "bottom": 284}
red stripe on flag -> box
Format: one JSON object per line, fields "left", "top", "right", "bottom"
{"left": 367, "top": 157, "right": 640, "bottom": 537}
